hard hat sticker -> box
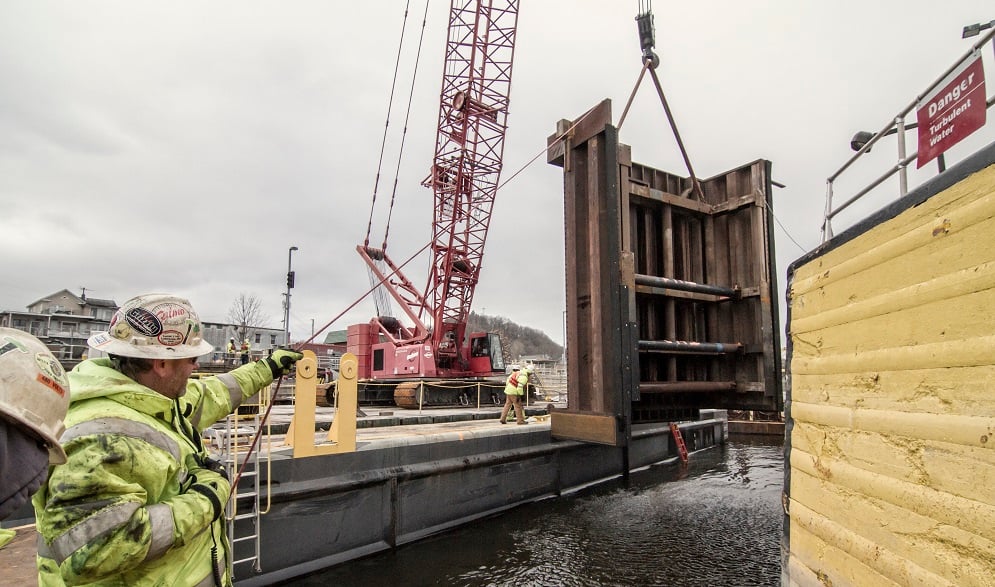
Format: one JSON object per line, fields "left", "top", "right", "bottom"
{"left": 158, "top": 330, "right": 185, "bottom": 346}
{"left": 151, "top": 302, "right": 190, "bottom": 325}
{"left": 125, "top": 307, "right": 163, "bottom": 337}
{"left": 36, "top": 373, "right": 66, "bottom": 397}
{"left": 34, "top": 352, "right": 68, "bottom": 387}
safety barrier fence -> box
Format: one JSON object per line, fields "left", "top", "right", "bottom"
{"left": 823, "top": 28, "right": 995, "bottom": 242}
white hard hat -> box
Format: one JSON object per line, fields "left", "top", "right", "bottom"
{"left": 87, "top": 294, "right": 214, "bottom": 360}
{"left": 0, "top": 328, "right": 70, "bottom": 464}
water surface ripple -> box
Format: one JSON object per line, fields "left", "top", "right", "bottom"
{"left": 289, "top": 435, "right": 783, "bottom": 586}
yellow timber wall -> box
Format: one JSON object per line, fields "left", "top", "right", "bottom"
{"left": 783, "top": 148, "right": 995, "bottom": 586}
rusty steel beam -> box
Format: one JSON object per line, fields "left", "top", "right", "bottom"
{"left": 638, "top": 340, "right": 743, "bottom": 354}
{"left": 638, "top": 381, "right": 738, "bottom": 393}
{"left": 633, "top": 274, "right": 740, "bottom": 298}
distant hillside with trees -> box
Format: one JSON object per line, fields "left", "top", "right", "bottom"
{"left": 467, "top": 311, "right": 563, "bottom": 362}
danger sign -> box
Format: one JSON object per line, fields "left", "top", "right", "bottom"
{"left": 916, "top": 51, "right": 986, "bottom": 168}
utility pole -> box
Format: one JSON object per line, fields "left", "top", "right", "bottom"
{"left": 285, "top": 246, "right": 298, "bottom": 346}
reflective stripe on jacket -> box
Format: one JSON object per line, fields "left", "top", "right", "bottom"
{"left": 504, "top": 371, "right": 528, "bottom": 396}
{"left": 33, "top": 357, "right": 274, "bottom": 587}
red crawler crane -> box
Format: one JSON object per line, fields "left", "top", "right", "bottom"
{"left": 349, "top": 0, "right": 519, "bottom": 408}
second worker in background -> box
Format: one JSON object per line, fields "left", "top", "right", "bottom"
{"left": 499, "top": 365, "right": 532, "bottom": 425}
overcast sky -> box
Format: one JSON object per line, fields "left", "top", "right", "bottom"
{"left": 2, "top": 1, "right": 994, "bottom": 348}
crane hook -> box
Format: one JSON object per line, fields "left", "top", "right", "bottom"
{"left": 635, "top": 2, "right": 659, "bottom": 69}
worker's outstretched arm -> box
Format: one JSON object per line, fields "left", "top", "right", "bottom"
{"left": 181, "top": 349, "right": 303, "bottom": 430}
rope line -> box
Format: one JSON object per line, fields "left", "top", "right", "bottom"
{"left": 299, "top": 241, "right": 433, "bottom": 348}
{"left": 495, "top": 104, "right": 601, "bottom": 191}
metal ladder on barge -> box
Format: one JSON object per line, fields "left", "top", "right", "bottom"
{"left": 670, "top": 422, "right": 689, "bottom": 463}
{"left": 215, "top": 388, "right": 272, "bottom": 577}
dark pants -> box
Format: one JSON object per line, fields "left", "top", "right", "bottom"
{"left": 240, "top": 353, "right": 248, "bottom": 365}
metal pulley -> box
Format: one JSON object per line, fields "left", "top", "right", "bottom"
{"left": 635, "top": 3, "right": 659, "bottom": 69}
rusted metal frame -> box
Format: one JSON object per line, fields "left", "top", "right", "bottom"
{"left": 564, "top": 129, "right": 615, "bottom": 413}
{"left": 639, "top": 381, "right": 737, "bottom": 393}
{"left": 633, "top": 274, "right": 739, "bottom": 298}
{"left": 629, "top": 186, "right": 712, "bottom": 214}
{"left": 552, "top": 99, "right": 635, "bottom": 445}
{"left": 634, "top": 285, "right": 724, "bottom": 304}
{"left": 638, "top": 340, "right": 743, "bottom": 354}
{"left": 748, "top": 166, "right": 769, "bottom": 395}
{"left": 754, "top": 161, "right": 783, "bottom": 406}
{"left": 619, "top": 144, "right": 641, "bottom": 406}
{"left": 709, "top": 191, "right": 760, "bottom": 214}
{"left": 704, "top": 211, "right": 721, "bottom": 384}
{"left": 630, "top": 161, "right": 772, "bottom": 405}
{"left": 663, "top": 202, "right": 677, "bottom": 381}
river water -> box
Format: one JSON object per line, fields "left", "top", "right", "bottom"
{"left": 287, "top": 435, "right": 783, "bottom": 586}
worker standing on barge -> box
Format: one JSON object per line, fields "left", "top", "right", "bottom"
{"left": 32, "top": 293, "right": 302, "bottom": 587}
{"left": 499, "top": 365, "right": 531, "bottom": 425}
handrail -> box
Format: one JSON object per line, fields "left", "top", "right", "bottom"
{"left": 822, "top": 28, "right": 995, "bottom": 242}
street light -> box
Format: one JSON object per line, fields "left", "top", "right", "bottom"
{"left": 285, "top": 246, "right": 299, "bottom": 345}
{"left": 962, "top": 20, "right": 995, "bottom": 38}
{"left": 850, "top": 123, "right": 946, "bottom": 173}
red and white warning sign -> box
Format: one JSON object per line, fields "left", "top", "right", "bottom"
{"left": 916, "top": 51, "right": 986, "bottom": 168}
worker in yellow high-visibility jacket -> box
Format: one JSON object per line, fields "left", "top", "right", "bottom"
{"left": 33, "top": 293, "right": 302, "bottom": 586}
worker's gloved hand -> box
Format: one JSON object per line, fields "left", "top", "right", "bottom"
{"left": 196, "top": 455, "right": 229, "bottom": 482}
{"left": 265, "top": 348, "right": 304, "bottom": 378}
{"left": 185, "top": 467, "right": 231, "bottom": 522}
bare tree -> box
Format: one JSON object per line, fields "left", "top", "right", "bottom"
{"left": 227, "top": 293, "right": 270, "bottom": 343}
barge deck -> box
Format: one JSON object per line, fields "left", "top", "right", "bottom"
{"left": 0, "top": 404, "right": 729, "bottom": 586}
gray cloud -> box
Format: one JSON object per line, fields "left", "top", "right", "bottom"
{"left": 2, "top": 0, "right": 993, "bottom": 348}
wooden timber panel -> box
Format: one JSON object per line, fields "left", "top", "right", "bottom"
{"left": 547, "top": 99, "right": 633, "bottom": 445}
{"left": 783, "top": 144, "right": 995, "bottom": 586}
{"left": 547, "top": 99, "right": 781, "bottom": 445}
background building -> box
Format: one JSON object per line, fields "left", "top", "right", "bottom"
{"left": 1, "top": 288, "right": 289, "bottom": 370}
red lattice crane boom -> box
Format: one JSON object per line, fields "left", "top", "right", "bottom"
{"left": 351, "top": 0, "right": 518, "bottom": 403}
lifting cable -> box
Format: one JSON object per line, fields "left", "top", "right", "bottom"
{"left": 619, "top": 1, "right": 705, "bottom": 200}
{"left": 229, "top": 14, "right": 641, "bottom": 486}
{"left": 363, "top": 0, "right": 433, "bottom": 251}
{"left": 380, "top": 1, "right": 432, "bottom": 253}
{"left": 231, "top": 108, "right": 603, "bottom": 492}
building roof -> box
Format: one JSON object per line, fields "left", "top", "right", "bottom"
{"left": 27, "top": 289, "right": 117, "bottom": 309}
{"left": 323, "top": 329, "right": 348, "bottom": 345}
{"left": 83, "top": 297, "right": 117, "bottom": 307}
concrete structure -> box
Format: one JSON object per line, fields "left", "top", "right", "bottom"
{"left": 783, "top": 142, "right": 995, "bottom": 585}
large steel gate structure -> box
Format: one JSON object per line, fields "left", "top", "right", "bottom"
{"left": 547, "top": 99, "right": 783, "bottom": 446}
